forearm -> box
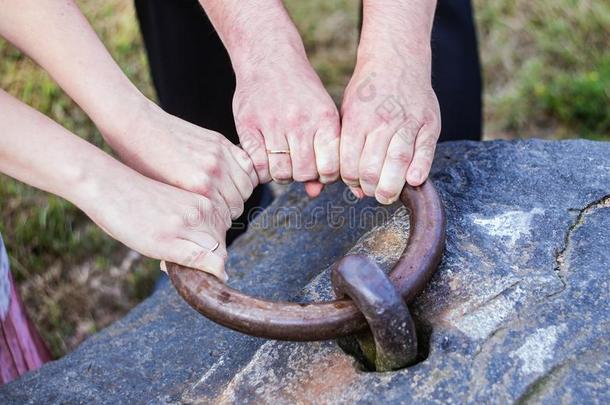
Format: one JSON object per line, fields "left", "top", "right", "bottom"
{"left": 0, "top": 0, "right": 146, "bottom": 142}
{"left": 0, "top": 89, "right": 124, "bottom": 210}
{"left": 199, "top": 0, "right": 307, "bottom": 76}
{"left": 359, "top": 0, "right": 437, "bottom": 62}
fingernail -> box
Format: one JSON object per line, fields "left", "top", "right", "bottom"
{"left": 377, "top": 195, "right": 392, "bottom": 205}
{"left": 160, "top": 261, "right": 167, "bottom": 273}
{"left": 411, "top": 169, "right": 422, "bottom": 182}
{"left": 352, "top": 188, "right": 364, "bottom": 199}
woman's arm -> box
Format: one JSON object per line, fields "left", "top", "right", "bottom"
{"left": 0, "top": 0, "right": 257, "bottom": 218}
{"left": 0, "top": 0, "right": 142, "bottom": 138}
{"left": 0, "top": 89, "right": 230, "bottom": 281}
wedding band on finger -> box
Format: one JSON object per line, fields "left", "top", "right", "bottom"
{"left": 266, "top": 149, "right": 291, "bottom": 154}
{"left": 209, "top": 241, "right": 220, "bottom": 253}
{"left": 159, "top": 241, "right": 220, "bottom": 274}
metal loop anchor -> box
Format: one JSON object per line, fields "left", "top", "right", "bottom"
{"left": 167, "top": 181, "right": 445, "bottom": 368}
{"left": 331, "top": 255, "right": 417, "bottom": 371}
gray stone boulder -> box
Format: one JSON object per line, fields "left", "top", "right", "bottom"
{"left": 1, "top": 140, "right": 608, "bottom": 404}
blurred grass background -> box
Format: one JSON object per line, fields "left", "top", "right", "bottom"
{"left": 0, "top": 0, "right": 608, "bottom": 357}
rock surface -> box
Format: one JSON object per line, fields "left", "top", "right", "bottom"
{"left": 1, "top": 140, "right": 609, "bottom": 404}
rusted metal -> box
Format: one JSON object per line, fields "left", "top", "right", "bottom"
{"left": 167, "top": 181, "right": 445, "bottom": 341}
{"left": 331, "top": 254, "right": 417, "bottom": 371}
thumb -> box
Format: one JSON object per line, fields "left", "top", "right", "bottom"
{"left": 166, "top": 239, "right": 228, "bottom": 283}
{"left": 349, "top": 185, "right": 364, "bottom": 199}
{"left": 305, "top": 180, "right": 324, "bottom": 198}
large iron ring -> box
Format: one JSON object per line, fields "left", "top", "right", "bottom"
{"left": 167, "top": 181, "right": 445, "bottom": 341}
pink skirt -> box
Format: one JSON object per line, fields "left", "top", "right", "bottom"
{"left": 0, "top": 235, "right": 51, "bottom": 384}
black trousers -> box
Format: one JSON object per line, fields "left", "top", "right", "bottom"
{"left": 134, "top": 0, "right": 482, "bottom": 142}
{"left": 134, "top": 0, "right": 482, "bottom": 240}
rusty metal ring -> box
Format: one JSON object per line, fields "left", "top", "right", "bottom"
{"left": 331, "top": 254, "right": 418, "bottom": 371}
{"left": 167, "top": 181, "right": 445, "bottom": 341}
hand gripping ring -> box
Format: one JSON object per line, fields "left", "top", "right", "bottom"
{"left": 167, "top": 182, "right": 445, "bottom": 366}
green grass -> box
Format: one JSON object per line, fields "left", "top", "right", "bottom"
{"left": 0, "top": 0, "right": 158, "bottom": 357}
{"left": 0, "top": 0, "right": 608, "bottom": 356}
{"left": 474, "top": 0, "right": 610, "bottom": 139}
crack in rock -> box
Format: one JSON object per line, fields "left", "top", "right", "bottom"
{"left": 552, "top": 194, "right": 610, "bottom": 296}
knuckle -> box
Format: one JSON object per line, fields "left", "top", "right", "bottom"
{"left": 235, "top": 111, "right": 258, "bottom": 128}
{"left": 253, "top": 159, "right": 269, "bottom": 173}
{"left": 340, "top": 167, "right": 359, "bottom": 184}
{"left": 387, "top": 148, "right": 413, "bottom": 164}
{"left": 376, "top": 187, "right": 399, "bottom": 201}
{"left": 319, "top": 107, "right": 340, "bottom": 123}
{"left": 318, "top": 164, "right": 338, "bottom": 178}
{"left": 293, "top": 155, "right": 313, "bottom": 172}
{"left": 189, "top": 176, "right": 212, "bottom": 196}
{"left": 286, "top": 108, "right": 311, "bottom": 128}
{"left": 274, "top": 170, "right": 292, "bottom": 181}
{"left": 239, "top": 130, "right": 263, "bottom": 152}
{"left": 421, "top": 107, "right": 440, "bottom": 125}
{"left": 203, "top": 160, "right": 222, "bottom": 177}
{"left": 293, "top": 170, "right": 318, "bottom": 182}
{"left": 270, "top": 157, "right": 292, "bottom": 176}
{"left": 418, "top": 141, "right": 437, "bottom": 156}
{"left": 360, "top": 169, "right": 380, "bottom": 185}
{"left": 404, "top": 115, "right": 423, "bottom": 132}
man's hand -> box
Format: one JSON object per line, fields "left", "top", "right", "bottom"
{"left": 106, "top": 100, "right": 258, "bottom": 220}
{"left": 233, "top": 49, "right": 340, "bottom": 197}
{"left": 341, "top": 0, "right": 440, "bottom": 204}
{"left": 340, "top": 53, "right": 441, "bottom": 203}
{"left": 199, "top": 0, "right": 340, "bottom": 198}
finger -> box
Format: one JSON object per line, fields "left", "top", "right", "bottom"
{"left": 286, "top": 129, "right": 317, "bottom": 182}
{"left": 222, "top": 148, "right": 255, "bottom": 201}
{"left": 167, "top": 238, "right": 228, "bottom": 282}
{"left": 238, "top": 128, "right": 271, "bottom": 184}
{"left": 313, "top": 126, "right": 340, "bottom": 184}
{"left": 349, "top": 186, "right": 364, "bottom": 199}
{"left": 227, "top": 141, "right": 259, "bottom": 188}
{"left": 265, "top": 130, "right": 293, "bottom": 184}
{"left": 182, "top": 197, "right": 232, "bottom": 238}
{"left": 339, "top": 125, "right": 365, "bottom": 188}
{"left": 375, "top": 127, "right": 417, "bottom": 204}
{"left": 358, "top": 127, "right": 394, "bottom": 197}
{"left": 406, "top": 123, "right": 440, "bottom": 186}
{"left": 305, "top": 181, "right": 324, "bottom": 198}
{"left": 218, "top": 177, "right": 245, "bottom": 219}
{"left": 189, "top": 230, "right": 228, "bottom": 260}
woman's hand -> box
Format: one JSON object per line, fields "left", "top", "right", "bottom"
{"left": 104, "top": 100, "right": 258, "bottom": 220}
{"left": 0, "top": 89, "right": 231, "bottom": 281}
{"left": 77, "top": 163, "right": 232, "bottom": 281}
